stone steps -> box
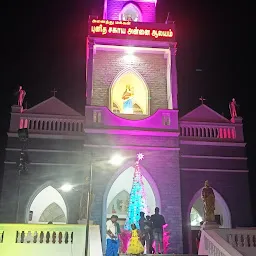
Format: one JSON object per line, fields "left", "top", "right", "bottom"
{"left": 119, "top": 254, "right": 198, "bottom": 256}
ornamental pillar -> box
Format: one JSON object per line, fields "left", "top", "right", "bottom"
{"left": 86, "top": 39, "right": 94, "bottom": 106}
{"left": 170, "top": 46, "right": 178, "bottom": 109}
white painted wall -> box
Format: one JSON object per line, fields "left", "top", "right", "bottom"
{"left": 0, "top": 224, "right": 103, "bottom": 256}
{"left": 107, "top": 167, "right": 156, "bottom": 216}
{"left": 29, "top": 186, "right": 67, "bottom": 223}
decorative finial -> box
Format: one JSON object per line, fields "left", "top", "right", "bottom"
{"left": 199, "top": 96, "right": 206, "bottom": 105}
{"left": 51, "top": 88, "right": 57, "bottom": 97}
{"left": 137, "top": 153, "right": 144, "bottom": 162}
{"left": 229, "top": 98, "right": 239, "bottom": 122}
{"left": 17, "top": 85, "right": 26, "bottom": 107}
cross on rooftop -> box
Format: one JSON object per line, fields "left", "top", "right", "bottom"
{"left": 51, "top": 88, "right": 57, "bottom": 97}
{"left": 199, "top": 96, "right": 206, "bottom": 105}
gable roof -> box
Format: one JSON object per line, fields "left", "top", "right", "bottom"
{"left": 24, "top": 96, "right": 82, "bottom": 116}
{"left": 180, "top": 104, "right": 230, "bottom": 123}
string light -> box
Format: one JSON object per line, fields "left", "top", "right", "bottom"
{"left": 124, "top": 154, "right": 148, "bottom": 230}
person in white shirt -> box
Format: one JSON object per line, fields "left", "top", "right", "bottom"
{"left": 106, "top": 215, "right": 120, "bottom": 256}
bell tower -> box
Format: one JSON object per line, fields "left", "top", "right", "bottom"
{"left": 103, "top": 0, "right": 157, "bottom": 22}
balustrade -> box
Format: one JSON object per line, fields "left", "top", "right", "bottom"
{"left": 204, "top": 236, "right": 226, "bottom": 256}
{"left": 219, "top": 229, "right": 256, "bottom": 250}
{"left": 16, "top": 230, "right": 73, "bottom": 244}
{"left": 0, "top": 224, "right": 103, "bottom": 256}
{"left": 180, "top": 125, "right": 236, "bottom": 139}
{"left": 19, "top": 117, "right": 84, "bottom": 134}
{"left": 0, "top": 230, "right": 3, "bottom": 243}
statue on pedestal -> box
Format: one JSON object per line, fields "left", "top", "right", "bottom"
{"left": 229, "top": 98, "right": 238, "bottom": 119}
{"left": 18, "top": 85, "right": 26, "bottom": 107}
{"left": 201, "top": 180, "right": 215, "bottom": 223}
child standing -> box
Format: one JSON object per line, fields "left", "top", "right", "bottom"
{"left": 127, "top": 224, "right": 144, "bottom": 255}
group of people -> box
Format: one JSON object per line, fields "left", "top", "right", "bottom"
{"left": 106, "top": 207, "right": 166, "bottom": 256}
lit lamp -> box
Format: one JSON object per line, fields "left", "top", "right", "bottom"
{"left": 60, "top": 183, "right": 74, "bottom": 192}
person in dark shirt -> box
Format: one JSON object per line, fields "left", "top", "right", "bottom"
{"left": 139, "top": 211, "right": 146, "bottom": 248}
{"left": 151, "top": 207, "right": 166, "bottom": 254}
{"left": 144, "top": 215, "right": 155, "bottom": 254}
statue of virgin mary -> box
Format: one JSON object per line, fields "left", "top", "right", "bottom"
{"left": 122, "top": 85, "right": 134, "bottom": 114}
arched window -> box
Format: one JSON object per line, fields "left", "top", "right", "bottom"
{"left": 28, "top": 186, "right": 67, "bottom": 224}
{"left": 120, "top": 3, "right": 142, "bottom": 22}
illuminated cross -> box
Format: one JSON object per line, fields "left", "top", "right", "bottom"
{"left": 199, "top": 96, "right": 206, "bottom": 105}
{"left": 137, "top": 153, "right": 144, "bottom": 162}
{"left": 51, "top": 88, "right": 57, "bottom": 97}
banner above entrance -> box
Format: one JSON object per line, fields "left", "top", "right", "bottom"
{"left": 88, "top": 19, "right": 175, "bottom": 42}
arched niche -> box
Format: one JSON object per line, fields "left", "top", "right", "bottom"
{"left": 119, "top": 3, "right": 142, "bottom": 22}
{"left": 102, "top": 163, "right": 161, "bottom": 252}
{"left": 110, "top": 69, "right": 149, "bottom": 116}
{"left": 28, "top": 185, "right": 68, "bottom": 224}
{"left": 188, "top": 188, "right": 231, "bottom": 228}
{"left": 187, "top": 188, "right": 232, "bottom": 253}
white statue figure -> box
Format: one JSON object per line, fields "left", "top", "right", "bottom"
{"left": 229, "top": 98, "right": 238, "bottom": 119}
{"left": 18, "top": 86, "right": 26, "bottom": 107}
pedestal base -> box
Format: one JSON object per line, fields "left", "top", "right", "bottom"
{"left": 77, "top": 219, "right": 94, "bottom": 225}
{"left": 202, "top": 221, "right": 219, "bottom": 230}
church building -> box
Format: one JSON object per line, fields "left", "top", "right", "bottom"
{"left": 0, "top": 0, "right": 252, "bottom": 254}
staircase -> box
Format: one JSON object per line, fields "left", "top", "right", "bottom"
{"left": 119, "top": 255, "right": 198, "bottom": 256}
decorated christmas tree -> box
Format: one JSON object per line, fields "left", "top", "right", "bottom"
{"left": 124, "top": 153, "right": 148, "bottom": 230}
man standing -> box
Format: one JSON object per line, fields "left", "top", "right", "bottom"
{"left": 106, "top": 215, "right": 120, "bottom": 256}
{"left": 138, "top": 211, "right": 146, "bottom": 252}
{"left": 151, "top": 207, "right": 166, "bottom": 254}
{"left": 144, "top": 215, "right": 154, "bottom": 254}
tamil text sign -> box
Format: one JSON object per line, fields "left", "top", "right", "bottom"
{"left": 88, "top": 19, "right": 175, "bottom": 41}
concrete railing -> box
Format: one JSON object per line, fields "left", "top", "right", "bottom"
{"left": 180, "top": 124, "right": 236, "bottom": 140}
{"left": 0, "top": 224, "right": 103, "bottom": 256}
{"left": 216, "top": 228, "right": 256, "bottom": 256}
{"left": 199, "top": 228, "right": 256, "bottom": 256}
{"left": 199, "top": 229, "right": 243, "bottom": 256}
{"left": 19, "top": 117, "right": 85, "bottom": 135}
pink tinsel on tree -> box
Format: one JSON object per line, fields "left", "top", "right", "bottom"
{"left": 119, "top": 230, "right": 131, "bottom": 253}
{"left": 163, "top": 224, "right": 171, "bottom": 253}
{"left": 151, "top": 224, "right": 171, "bottom": 253}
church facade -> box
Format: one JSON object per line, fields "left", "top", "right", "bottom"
{"left": 0, "top": 0, "right": 252, "bottom": 254}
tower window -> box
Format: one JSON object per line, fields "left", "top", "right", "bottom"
{"left": 120, "top": 3, "right": 142, "bottom": 22}
{"left": 162, "top": 113, "right": 171, "bottom": 126}
{"left": 93, "top": 110, "right": 102, "bottom": 123}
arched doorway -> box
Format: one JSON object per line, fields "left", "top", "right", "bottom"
{"left": 27, "top": 185, "right": 68, "bottom": 224}
{"left": 110, "top": 69, "right": 149, "bottom": 117}
{"left": 102, "top": 164, "right": 160, "bottom": 251}
{"left": 188, "top": 189, "right": 231, "bottom": 253}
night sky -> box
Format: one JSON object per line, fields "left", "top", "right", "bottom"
{"left": 0, "top": 0, "right": 253, "bottom": 221}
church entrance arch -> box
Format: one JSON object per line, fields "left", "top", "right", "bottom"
{"left": 26, "top": 185, "right": 68, "bottom": 224}
{"left": 188, "top": 188, "right": 231, "bottom": 253}
{"left": 110, "top": 69, "right": 149, "bottom": 117}
{"left": 102, "top": 163, "right": 161, "bottom": 251}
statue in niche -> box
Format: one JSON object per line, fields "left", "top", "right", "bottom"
{"left": 229, "top": 98, "right": 238, "bottom": 119}
{"left": 201, "top": 180, "right": 215, "bottom": 223}
{"left": 17, "top": 85, "right": 26, "bottom": 107}
{"left": 122, "top": 85, "right": 134, "bottom": 114}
